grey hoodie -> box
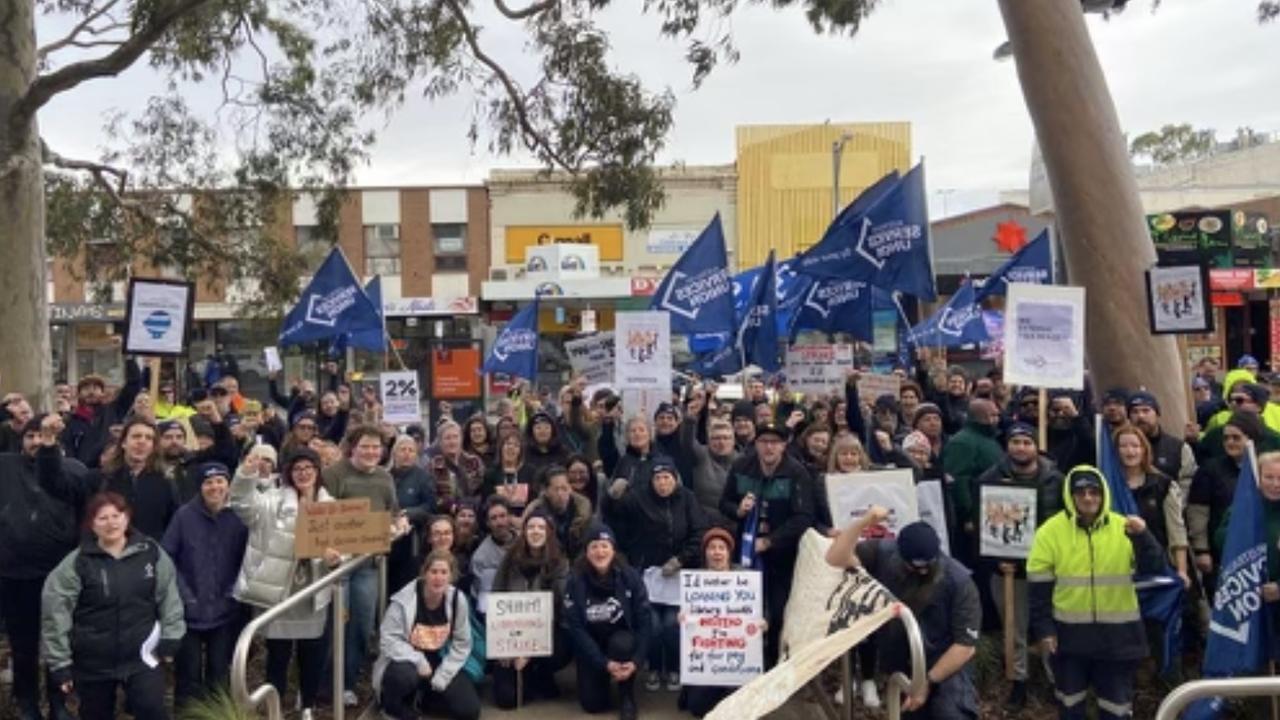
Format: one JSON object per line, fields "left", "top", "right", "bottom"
{"left": 372, "top": 581, "right": 471, "bottom": 696}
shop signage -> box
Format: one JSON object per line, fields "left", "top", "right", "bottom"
{"left": 382, "top": 297, "right": 478, "bottom": 316}
{"left": 1149, "top": 210, "right": 1232, "bottom": 268}
{"left": 505, "top": 224, "right": 624, "bottom": 263}
{"left": 630, "top": 276, "right": 661, "bottom": 297}
{"left": 431, "top": 348, "right": 482, "bottom": 399}
{"left": 482, "top": 277, "right": 634, "bottom": 301}
{"left": 1209, "top": 269, "right": 1255, "bottom": 291}
{"left": 1256, "top": 269, "right": 1280, "bottom": 289}
{"left": 1211, "top": 292, "right": 1245, "bottom": 307}
{"left": 50, "top": 303, "right": 126, "bottom": 324}
{"left": 647, "top": 228, "right": 700, "bottom": 255}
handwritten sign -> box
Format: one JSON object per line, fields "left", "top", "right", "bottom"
{"left": 855, "top": 373, "right": 902, "bottom": 404}
{"left": 486, "top": 591, "right": 554, "bottom": 659}
{"left": 680, "top": 571, "right": 765, "bottom": 687}
{"left": 784, "top": 344, "right": 854, "bottom": 398}
{"left": 565, "top": 331, "right": 615, "bottom": 385}
{"left": 294, "top": 498, "right": 391, "bottom": 558}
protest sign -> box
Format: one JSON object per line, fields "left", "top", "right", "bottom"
{"left": 855, "top": 372, "right": 902, "bottom": 404}
{"left": 565, "top": 331, "right": 616, "bottom": 385}
{"left": 295, "top": 498, "right": 391, "bottom": 558}
{"left": 486, "top": 592, "right": 555, "bottom": 659}
{"left": 979, "top": 485, "right": 1039, "bottom": 559}
{"left": 644, "top": 566, "right": 683, "bottom": 606}
{"left": 1003, "top": 284, "right": 1085, "bottom": 390}
{"left": 680, "top": 571, "right": 765, "bottom": 687}
{"left": 1145, "top": 264, "right": 1213, "bottom": 334}
{"left": 916, "top": 480, "right": 950, "bottom": 556}
{"left": 124, "top": 279, "right": 195, "bottom": 356}
{"left": 380, "top": 371, "right": 423, "bottom": 425}
{"left": 826, "top": 469, "right": 918, "bottom": 538}
{"left": 615, "top": 312, "right": 672, "bottom": 392}
{"left": 784, "top": 344, "right": 854, "bottom": 398}
{"left": 263, "top": 346, "right": 283, "bottom": 374}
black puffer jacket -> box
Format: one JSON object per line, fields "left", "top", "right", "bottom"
{"left": 602, "top": 474, "right": 707, "bottom": 572}
{"left": 0, "top": 447, "right": 90, "bottom": 579}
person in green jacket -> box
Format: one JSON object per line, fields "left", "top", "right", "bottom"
{"left": 942, "top": 399, "right": 1004, "bottom": 568}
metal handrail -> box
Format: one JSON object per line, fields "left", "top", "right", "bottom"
{"left": 1156, "top": 676, "right": 1280, "bottom": 720}
{"left": 884, "top": 603, "right": 929, "bottom": 720}
{"left": 231, "top": 554, "right": 374, "bottom": 720}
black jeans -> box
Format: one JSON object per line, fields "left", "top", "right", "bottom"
{"left": 174, "top": 622, "right": 238, "bottom": 708}
{"left": 379, "top": 661, "right": 481, "bottom": 720}
{"left": 491, "top": 630, "right": 573, "bottom": 709}
{"left": 265, "top": 636, "right": 329, "bottom": 710}
{"left": 75, "top": 667, "right": 169, "bottom": 720}
{"left": 577, "top": 630, "right": 637, "bottom": 714}
{"left": 2, "top": 576, "right": 51, "bottom": 710}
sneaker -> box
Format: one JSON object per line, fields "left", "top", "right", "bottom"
{"left": 665, "top": 671, "right": 681, "bottom": 692}
{"left": 644, "top": 670, "right": 661, "bottom": 692}
{"left": 1005, "top": 680, "right": 1027, "bottom": 713}
{"left": 619, "top": 690, "right": 639, "bottom": 720}
{"left": 860, "top": 679, "right": 880, "bottom": 709}
{"left": 343, "top": 690, "right": 359, "bottom": 708}
{"left": 301, "top": 710, "right": 314, "bottom": 720}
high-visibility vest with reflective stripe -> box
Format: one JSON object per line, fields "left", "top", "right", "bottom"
{"left": 1026, "top": 509, "right": 1140, "bottom": 626}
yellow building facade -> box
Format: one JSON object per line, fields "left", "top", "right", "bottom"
{"left": 735, "top": 123, "right": 912, "bottom": 268}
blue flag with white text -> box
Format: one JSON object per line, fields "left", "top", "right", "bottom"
{"left": 740, "top": 250, "right": 781, "bottom": 372}
{"left": 1097, "top": 418, "right": 1183, "bottom": 675}
{"left": 1186, "top": 444, "right": 1270, "bottom": 720}
{"left": 279, "top": 247, "right": 384, "bottom": 347}
{"left": 332, "top": 275, "right": 388, "bottom": 353}
{"left": 794, "top": 165, "right": 936, "bottom": 300}
{"left": 975, "top": 229, "right": 1054, "bottom": 301}
{"left": 650, "top": 214, "right": 736, "bottom": 347}
{"left": 482, "top": 300, "right": 540, "bottom": 381}
{"left": 790, "top": 278, "right": 874, "bottom": 341}
{"left": 905, "top": 282, "right": 987, "bottom": 347}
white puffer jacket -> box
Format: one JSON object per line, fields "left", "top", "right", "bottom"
{"left": 230, "top": 467, "right": 333, "bottom": 616}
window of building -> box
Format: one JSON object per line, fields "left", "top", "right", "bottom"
{"left": 433, "top": 223, "right": 467, "bottom": 272}
{"left": 295, "top": 225, "right": 331, "bottom": 268}
{"left": 364, "top": 224, "right": 401, "bottom": 275}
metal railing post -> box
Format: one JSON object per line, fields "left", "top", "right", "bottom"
{"left": 376, "top": 553, "right": 388, "bottom": 628}
{"left": 885, "top": 604, "right": 928, "bottom": 720}
{"left": 1156, "top": 676, "right": 1280, "bottom": 720}
{"left": 333, "top": 576, "right": 347, "bottom": 720}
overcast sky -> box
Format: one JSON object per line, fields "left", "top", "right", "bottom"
{"left": 35, "top": 1, "right": 1280, "bottom": 218}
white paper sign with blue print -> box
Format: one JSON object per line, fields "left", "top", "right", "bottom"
{"left": 124, "top": 279, "right": 194, "bottom": 356}
{"left": 1003, "top": 284, "right": 1085, "bottom": 390}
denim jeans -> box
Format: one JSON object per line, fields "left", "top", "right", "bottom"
{"left": 648, "top": 603, "right": 680, "bottom": 675}
{"left": 344, "top": 564, "right": 379, "bottom": 688}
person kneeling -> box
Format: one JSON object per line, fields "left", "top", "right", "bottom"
{"left": 373, "top": 550, "right": 481, "bottom": 720}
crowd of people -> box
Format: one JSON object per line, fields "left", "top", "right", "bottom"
{"left": 0, "top": 350, "right": 1269, "bottom": 720}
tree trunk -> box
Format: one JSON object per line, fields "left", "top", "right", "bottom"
{"left": 998, "top": 0, "right": 1189, "bottom": 433}
{"left": 1, "top": 0, "right": 54, "bottom": 408}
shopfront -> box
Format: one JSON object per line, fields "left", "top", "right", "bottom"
{"left": 50, "top": 303, "right": 128, "bottom": 386}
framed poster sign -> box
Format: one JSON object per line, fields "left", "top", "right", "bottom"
{"left": 123, "top": 278, "right": 195, "bottom": 356}
{"left": 1145, "top": 264, "right": 1213, "bottom": 335}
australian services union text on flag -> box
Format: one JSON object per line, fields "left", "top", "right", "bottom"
{"left": 482, "top": 301, "right": 540, "bottom": 381}
{"left": 651, "top": 214, "right": 736, "bottom": 346}
{"left": 279, "top": 247, "right": 382, "bottom": 346}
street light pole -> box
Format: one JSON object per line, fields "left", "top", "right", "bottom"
{"left": 832, "top": 131, "right": 854, "bottom": 219}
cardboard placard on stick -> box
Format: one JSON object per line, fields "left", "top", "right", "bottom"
{"left": 295, "top": 498, "right": 391, "bottom": 558}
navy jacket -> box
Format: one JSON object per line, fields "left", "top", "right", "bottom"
{"left": 563, "top": 563, "right": 652, "bottom": 671}
{"left": 161, "top": 496, "right": 249, "bottom": 630}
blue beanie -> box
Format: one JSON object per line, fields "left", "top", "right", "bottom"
{"left": 897, "top": 522, "right": 941, "bottom": 564}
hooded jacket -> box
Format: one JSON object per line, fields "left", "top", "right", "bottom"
{"left": 59, "top": 361, "right": 142, "bottom": 469}
{"left": 1026, "top": 465, "right": 1165, "bottom": 661}
{"left": 41, "top": 530, "right": 186, "bottom": 683}
{"left": 0, "top": 447, "right": 90, "bottom": 579}
{"left": 602, "top": 472, "right": 708, "bottom": 572}
{"left": 372, "top": 581, "right": 472, "bottom": 697}
{"left": 160, "top": 495, "right": 249, "bottom": 631}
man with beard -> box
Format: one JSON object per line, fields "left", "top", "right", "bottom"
{"left": 1099, "top": 388, "right": 1130, "bottom": 435}
{"left": 1045, "top": 393, "right": 1095, "bottom": 472}
{"left": 1126, "top": 391, "right": 1197, "bottom": 495}
{"left": 681, "top": 390, "right": 738, "bottom": 526}
{"left": 827, "top": 512, "right": 980, "bottom": 719}
{"left": 470, "top": 495, "right": 518, "bottom": 619}
{"left": 157, "top": 400, "right": 240, "bottom": 502}
{"left": 972, "top": 423, "right": 1064, "bottom": 711}
{"left": 60, "top": 361, "right": 143, "bottom": 468}
{"left": 0, "top": 414, "right": 85, "bottom": 720}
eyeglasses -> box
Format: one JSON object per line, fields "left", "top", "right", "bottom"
{"left": 1230, "top": 397, "right": 1252, "bottom": 406}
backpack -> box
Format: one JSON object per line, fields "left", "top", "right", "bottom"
{"left": 447, "top": 588, "right": 486, "bottom": 683}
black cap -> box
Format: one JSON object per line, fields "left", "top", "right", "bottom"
{"left": 755, "top": 421, "right": 789, "bottom": 442}
{"left": 1126, "top": 391, "right": 1161, "bottom": 415}
{"left": 1007, "top": 422, "right": 1036, "bottom": 443}
{"left": 654, "top": 403, "right": 679, "bottom": 421}
{"left": 1102, "top": 387, "right": 1130, "bottom": 405}
{"left": 197, "top": 462, "right": 231, "bottom": 482}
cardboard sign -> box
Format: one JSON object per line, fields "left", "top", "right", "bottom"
{"left": 123, "top": 278, "right": 195, "bottom": 356}
{"left": 784, "top": 344, "right": 854, "bottom": 398}
{"left": 485, "top": 591, "right": 555, "bottom": 659}
{"left": 1003, "top": 284, "right": 1086, "bottom": 390}
{"left": 680, "top": 571, "right": 765, "bottom": 687}
{"left": 295, "top": 498, "right": 391, "bottom": 558}
{"left": 825, "top": 470, "right": 919, "bottom": 538}
{"left": 855, "top": 372, "right": 902, "bottom": 404}
{"left": 380, "top": 371, "right": 423, "bottom": 425}
{"left": 979, "top": 484, "right": 1039, "bottom": 560}
{"left": 565, "top": 331, "right": 616, "bottom": 385}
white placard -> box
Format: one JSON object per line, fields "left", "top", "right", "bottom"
{"left": 379, "top": 371, "right": 422, "bottom": 426}
{"left": 124, "top": 279, "right": 193, "bottom": 356}
{"left": 615, "top": 311, "right": 672, "bottom": 392}
{"left": 915, "top": 480, "right": 950, "bottom": 557}
{"left": 680, "top": 570, "right": 765, "bottom": 687}
{"left": 1003, "top": 284, "right": 1086, "bottom": 390}
{"left": 263, "top": 346, "right": 283, "bottom": 374}
{"left": 485, "top": 591, "right": 554, "bottom": 659}
{"left": 826, "top": 470, "right": 919, "bottom": 538}
{"left": 979, "top": 484, "right": 1039, "bottom": 560}
{"left": 643, "top": 566, "right": 683, "bottom": 606}
{"left": 784, "top": 344, "right": 854, "bottom": 398}
{"left": 565, "top": 331, "right": 615, "bottom": 385}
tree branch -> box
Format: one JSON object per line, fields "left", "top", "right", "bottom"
{"left": 441, "top": 0, "right": 574, "bottom": 170}
{"left": 37, "top": 0, "right": 124, "bottom": 59}
{"left": 41, "top": 139, "right": 130, "bottom": 201}
{"left": 493, "top": 0, "right": 557, "bottom": 20}
{"left": 17, "top": 0, "right": 217, "bottom": 122}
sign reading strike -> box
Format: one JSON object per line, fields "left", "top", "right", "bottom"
{"left": 380, "top": 371, "right": 422, "bottom": 426}
{"left": 486, "top": 592, "right": 555, "bottom": 659}
{"left": 295, "top": 498, "right": 391, "bottom": 558}
{"left": 565, "top": 331, "right": 616, "bottom": 385}
{"left": 680, "top": 571, "right": 764, "bottom": 687}
{"left": 784, "top": 344, "right": 854, "bottom": 398}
